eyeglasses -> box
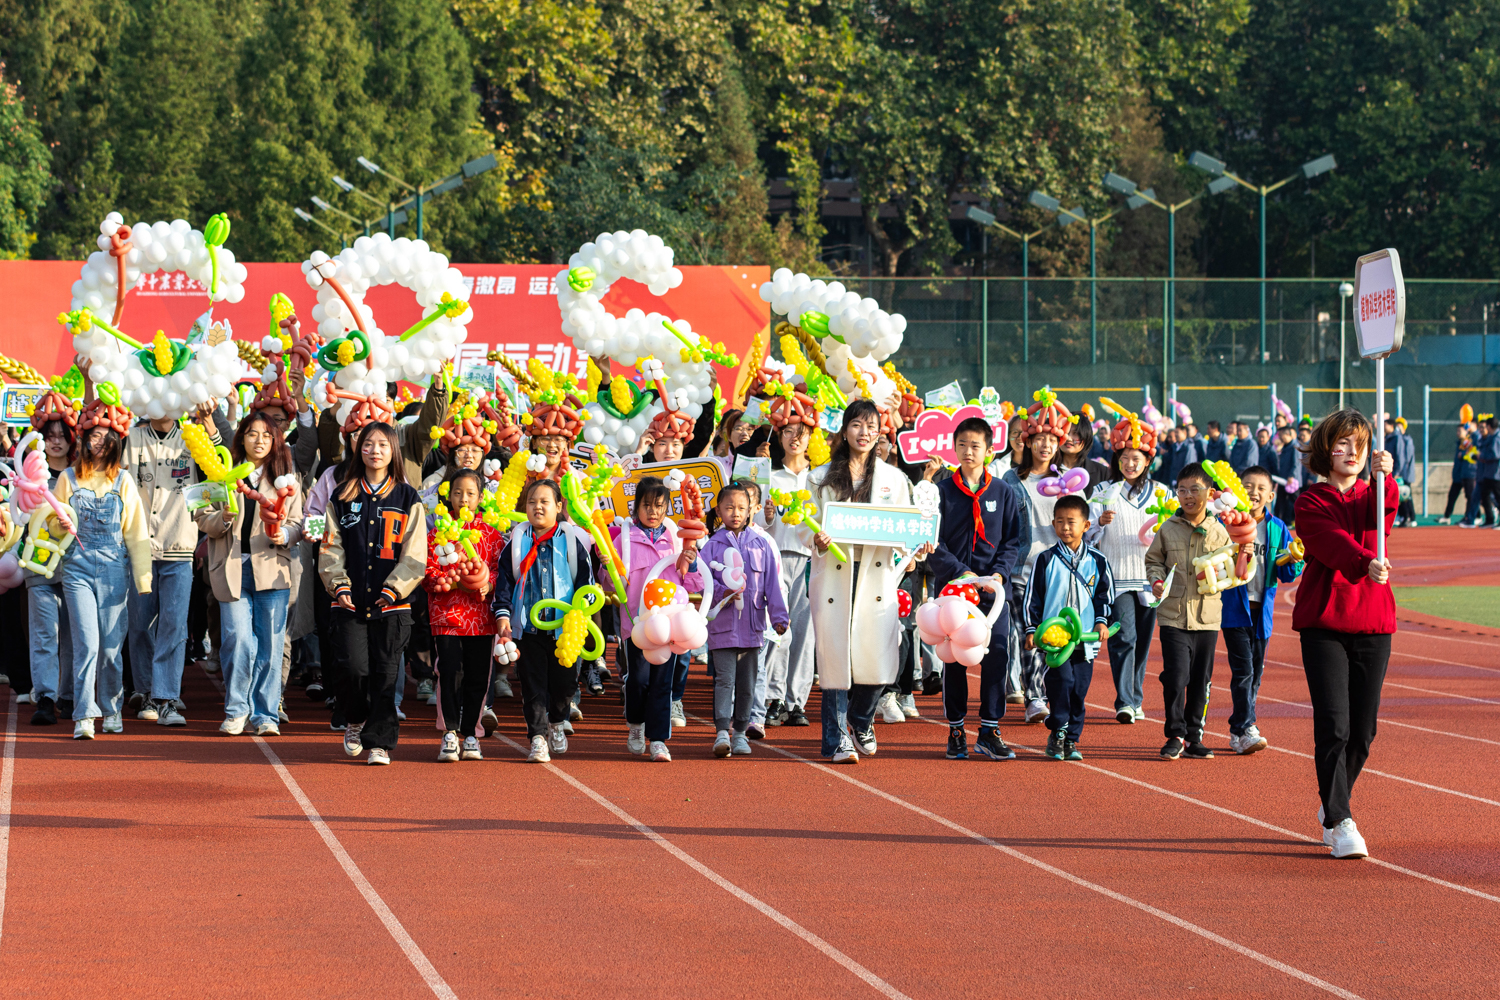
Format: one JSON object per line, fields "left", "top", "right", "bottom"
{"left": 1175, "top": 486, "right": 1206, "bottom": 497}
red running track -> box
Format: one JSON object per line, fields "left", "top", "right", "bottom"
{"left": 1, "top": 529, "right": 1496, "bottom": 999}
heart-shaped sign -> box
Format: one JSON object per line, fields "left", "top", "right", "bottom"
{"left": 920, "top": 438, "right": 936, "bottom": 451}
{"left": 897, "top": 404, "right": 1009, "bottom": 465}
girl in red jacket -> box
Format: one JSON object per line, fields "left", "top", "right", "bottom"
{"left": 1293, "top": 409, "right": 1397, "bottom": 860}
{"left": 422, "top": 468, "right": 503, "bottom": 762}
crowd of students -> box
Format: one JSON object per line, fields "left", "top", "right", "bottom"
{"left": 0, "top": 364, "right": 1401, "bottom": 860}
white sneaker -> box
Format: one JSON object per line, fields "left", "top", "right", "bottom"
{"left": 731, "top": 733, "right": 752, "bottom": 755}
{"left": 255, "top": 721, "right": 280, "bottom": 737}
{"left": 494, "top": 676, "right": 514, "bottom": 698}
{"left": 367, "top": 748, "right": 390, "bottom": 765}
{"left": 548, "top": 722, "right": 568, "bottom": 755}
{"left": 569, "top": 702, "right": 583, "bottom": 722}
{"left": 344, "top": 722, "right": 364, "bottom": 757}
{"left": 1133, "top": 705, "right": 1146, "bottom": 721}
{"left": 1438, "top": 516, "right": 1451, "bottom": 525}
{"left": 527, "top": 734, "right": 550, "bottom": 762}
{"left": 220, "top": 716, "right": 247, "bottom": 736}
{"left": 277, "top": 702, "right": 290, "bottom": 724}
{"left": 460, "top": 736, "right": 483, "bottom": 760}
{"left": 1318, "top": 805, "right": 1330, "bottom": 844}
{"left": 853, "top": 728, "right": 877, "bottom": 756}
{"left": 438, "top": 732, "right": 460, "bottom": 762}
{"left": 1327, "top": 818, "right": 1368, "bottom": 858}
{"left": 560, "top": 719, "right": 574, "bottom": 734}
{"left": 670, "top": 700, "right": 687, "bottom": 727}
{"left": 1024, "top": 699, "right": 1049, "bottom": 723}
{"left": 899, "top": 693, "right": 919, "bottom": 718}
{"left": 480, "top": 707, "right": 499, "bottom": 737}
{"left": 1236, "top": 726, "right": 1268, "bottom": 754}
{"left": 713, "top": 730, "right": 733, "bottom": 757}
{"left": 627, "top": 724, "right": 646, "bottom": 755}
{"left": 417, "top": 678, "right": 435, "bottom": 703}
{"left": 101, "top": 713, "right": 124, "bottom": 734}
{"left": 158, "top": 703, "right": 187, "bottom": 727}
{"left": 832, "top": 734, "right": 858, "bottom": 764}
{"left": 878, "top": 691, "right": 905, "bottom": 724}
{"left": 395, "top": 706, "right": 407, "bottom": 721}
{"left": 137, "top": 700, "right": 160, "bottom": 721}
{"left": 73, "top": 719, "right": 95, "bottom": 740}
{"left": 650, "top": 740, "right": 672, "bottom": 762}
{"left": 16, "top": 692, "right": 32, "bottom": 704}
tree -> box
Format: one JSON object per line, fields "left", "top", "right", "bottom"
{"left": 0, "top": 63, "right": 52, "bottom": 257}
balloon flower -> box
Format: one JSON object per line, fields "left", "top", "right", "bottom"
{"left": 630, "top": 572, "right": 713, "bottom": 665}
{"left": 561, "top": 465, "right": 628, "bottom": 602}
{"left": 915, "top": 588, "right": 1003, "bottom": 668}
{"left": 495, "top": 638, "right": 520, "bottom": 665}
{"left": 1036, "top": 464, "right": 1090, "bottom": 498}
{"left": 529, "top": 584, "right": 607, "bottom": 666}
{"left": 182, "top": 418, "right": 253, "bottom": 514}
{"left": 710, "top": 548, "right": 746, "bottom": 613}
{"left": 896, "top": 589, "right": 912, "bottom": 618}
{"left": 1137, "top": 488, "right": 1179, "bottom": 546}
{"left": 1034, "top": 607, "right": 1119, "bottom": 668}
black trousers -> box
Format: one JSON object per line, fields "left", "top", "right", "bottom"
{"left": 1044, "top": 649, "right": 1093, "bottom": 741}
{"left": 1443, "top": 480, "right": 1474, "bottom": 518}
{"left": 942, "top": 606, "right": 1008, "bottom": 726}
{"left": 1468, "top": 479, "right": 1500, "bottom": 524}
{"left": 313, "top": 572, "right": 339, "bottom": 695}
{"left": 622, "top": 639, "right": 673, "bottom": 743}
{"left": 434, "top": 634, "right": 493, "bottom": 738}
{"left": 334, "top": 611, "right": 412, "bottom": 751}
{"left": 1158, "top": 625, "right": 1217, "bottom": 741}
{"left": 516, "top": 631, "right": 577, "bottom": 739}
{"left": 1300, "top": 628, "right": 1391, "bottom": 829}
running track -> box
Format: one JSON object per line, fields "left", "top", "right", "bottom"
{"left": 1, "top": 529, "right": 1496, "bottom": 998}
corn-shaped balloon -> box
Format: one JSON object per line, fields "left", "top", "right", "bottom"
{"left": 610, "top": 376, "right": 634, "bottom": 415}
{"left": 808, "top": 428, "right": 830, "bottom": 466}
{"left": 182, "top": 420, "right": 226, "bottom": 478}
{"left": 494, "top": 450, "right": 531, "bottom": 516}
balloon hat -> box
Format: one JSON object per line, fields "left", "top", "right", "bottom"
{"left": 1022, "top": 385, "right": 1075, "bottom": 444}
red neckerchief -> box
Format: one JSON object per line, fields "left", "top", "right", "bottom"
{"left": 952, "top": 471, "right": 992, "bottom": 551}
{"left": 517, "top": 523, "right": 559, "bottom": 581}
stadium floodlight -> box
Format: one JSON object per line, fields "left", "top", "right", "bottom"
{"left": 1028, "top": 191, "right": 1060, "bottom": 213}
{"left": 965, "top": 205, "right": 996, "bottom": 227}
{"left": 292, "top": 207, "right": 313, "bottom": 222}
{"left": 1126, "top": 187, "right": 1158, "bottom": 211}
{"left": 1102, "top": 172, "right": 1138, "bottom": 196}
{"left": 1208, "top": 176, "right": 1238, "bottom": 195}
{"left": 1188, "top": 151, "right": 1226, "bottom": 176}
{"left": 1302, "top": 154, "right": 1337, "bottom": 178}
{"left": 356, "top": 156, "right": 381, "bottom": 175}
{"left": 332, "top": 175, "right": 355, "bottom": 192}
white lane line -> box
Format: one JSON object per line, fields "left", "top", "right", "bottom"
{"left": 750, "top": 727, "right": 1366, "bottom": 1000}
{"left": 253, "top": 737, "right": 460, "bottom": 1000}
{"left": 1389, "top": 648, "right": 1500, "bottom": 676}
{"left": 0, "top": 695, "right": 17, "bottom": 952}
{"left": 492, "top": 733, "right": 914, "bottom": 1000}
{"left": 1208, "top": 684, "right": 1500, "bottom": 748}
{"left": 1265, "top": 658, "right": 1500, "bottom": 706}
{"left": 1271, "top": 607, "right": 1500, "bottom": 659}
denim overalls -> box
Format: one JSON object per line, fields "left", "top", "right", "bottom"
{"left": 60, "top": 470, "right": 132, "bottom": 721}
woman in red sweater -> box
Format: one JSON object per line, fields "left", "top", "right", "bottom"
{"left": 1293, "top": 410, "right": 1397, "bottom": 859}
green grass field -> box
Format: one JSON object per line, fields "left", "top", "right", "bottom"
{"left": 1393, "top": 586, "right": 1500, "bottom": 629}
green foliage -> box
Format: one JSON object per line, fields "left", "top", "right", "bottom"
{"left": 0, "top": 63, "right": 52, "bottom": 257}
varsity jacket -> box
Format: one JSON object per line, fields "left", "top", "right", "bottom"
{"left": 926, "top": 471, "right": 1022, "bottom": 607}
{"left": 124, "top": 419, "right": 225, "bottom": 561}
{"left": 1023, "top": 541, "right": 1115, "bottom": 663}
{"left": 318, "top": 476, "right": 428, "bottom": 618}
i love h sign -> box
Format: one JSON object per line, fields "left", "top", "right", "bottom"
{"left": 1353, "top": 248, "right": 1405, "bottom": 360}
{"left": 897, "top": 404, "right": 1009, "bottom": 465}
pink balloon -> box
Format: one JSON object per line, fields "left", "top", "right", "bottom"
{"left": 933, "top": 639, "right": 954, "bottom": 662}
{"left": 1137, "top": 520, "right": 1156, "bottom": 547}
{"left": 0, "top": 551, "right": 22, "bottom": 593}
{"left": 938, "top": 598, "right": 968, "bottom": 634}
{"left": 953, "top": 643, "right": 985, "bottom": 667}
{"left": 916, "top": 626, "right": 946, "bottom": 646}
{"left": 915, "top": 601, "right": 943, "bottom": 636}
{"left": 643, "top": 645, "right": 673, "bottom": 664}
{"left": 644, "top": 614, "right": 672, "bottom": 647}
{"left": 952, "top": 616, "right": 988, "bottom": 649}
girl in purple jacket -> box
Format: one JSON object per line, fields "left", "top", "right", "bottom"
{"left": 701, "top": 483, "right": 789, "bottom": 757}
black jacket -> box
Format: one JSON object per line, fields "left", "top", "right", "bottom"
{"left": 925, "top": 471, "right": 1023, "bottom": 603}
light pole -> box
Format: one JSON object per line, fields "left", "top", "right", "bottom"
{"left": 1187, "top": 151, "right": 1338, "bottom": 366}
{"left": 1338, "top": 280, "right": 1354, "bottom": 410}
{"left": 332, "top": 174, "right": 398, "bottom": 235}
{"left": 966, "top": 205, "right": 1045, "bottom": 364}
{"left": 293, "top": 207, "right": 349, "bottom": 249}
{"left": 1029, "top": 190, "right": 1122, "bottom": 364}
{"left": 1099, "top": 171, "right": 1202, "bottom": 366}
{"left": 311, "top": 196, "right": 375, "bottom": 240}
{"left": 353, "top": 152, "right": 500, "bottom": 242}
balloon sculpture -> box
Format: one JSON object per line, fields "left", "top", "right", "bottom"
{"left": 1035, "top": 607, "right": 1120, "bottom": 668}
{"left": 1138, "top": 488, "right": 1179, "bottom": 547}
{"left": 710, "top": 547, "right": 747, "bottom": 614}
{"left": 0, "top": 433, "right": 80, "bottom": 586}
{"left": 630, "top": 568, "right": 713, "bottom": 665}
{"left": 529, "top": 584, "right": 607, "bottom": 666}
{"left": 561, "top": 458, "right": 629, "bottom": 602}
{"left": 1036, "top": 464, "right": 1090, "bottom": 498}
{"left": 1276, "top": 536, "right": 1305, "bottom": 567}
{"left": 428, "top": 491, "right": 486, "bottom": 593}
{"left": 1202, "top": 460, "right": 1257, "bottom": 590}
{"left": 914, "top": 579, "right": 1003, "bottom": 668}
{"left": 236, "top": 473, "right": 298, "bottom": 539}
{"left": 182, "top": 418, "right": 254, "bottom": 514}
{"left": 770, "top": 487, "right": 846, "bottom": 564}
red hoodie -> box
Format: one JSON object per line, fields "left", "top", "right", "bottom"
{"left": 1291, "top": 476, "right": 1398, "bottom": 635}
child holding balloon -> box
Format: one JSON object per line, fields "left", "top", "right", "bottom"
{"left": 702, "top": 482, "right": 788, "bottom": 757}
{"left": 492, "top": 478, "right": 598, "bottom": 763}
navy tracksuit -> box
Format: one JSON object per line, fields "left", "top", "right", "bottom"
{"left": 926, "top": 472, "right": 1022, "bottom": 728}
{"left": 1023, "top": 542, "right": 1115, "bottom": 742}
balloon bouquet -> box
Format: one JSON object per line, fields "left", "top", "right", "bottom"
{"left": 1195, "top": 460, "right": 1258, "bottom": 595}
{"left": 0, "top": 432, "right": 80, "bottom": 591}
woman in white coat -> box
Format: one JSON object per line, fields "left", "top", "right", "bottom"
{"left": 810, "top": 399, "right": 932, "bottom": 763}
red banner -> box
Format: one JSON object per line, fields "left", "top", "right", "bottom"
{"left": 0, "top": 261, "right": 771, "bottom": 395}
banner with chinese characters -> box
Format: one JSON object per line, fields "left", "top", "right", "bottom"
{"left": 821, "top": 502, "right": 940, "bottom": 550}
{"left": 0, "top": 261, "right": 770, "bottom": 399}
{"left": 605, "top": 459, "right": 726, "bottom": 520}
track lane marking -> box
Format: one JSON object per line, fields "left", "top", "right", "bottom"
{"left": 493, "top": 733, "right": 914, "bottom": 1000}
{"left": 1207, "top": 683, "right": 1500, "bottom": 748}
{"left": 0, "top": 695, "right": 16, "bottom": 951}
{"left": 1264, "top": 657, "right": 1500, "bottom": 706}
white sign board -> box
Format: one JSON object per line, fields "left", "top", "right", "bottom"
{"left": 1352, "top": 248, "right": 1405, "bottom": 360}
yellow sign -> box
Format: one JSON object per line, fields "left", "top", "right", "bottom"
{"left": 606, "top": 459, "right": 726, "bottom": 521}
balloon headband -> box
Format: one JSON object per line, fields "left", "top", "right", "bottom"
{"left": 438, "top": 392, "right": 509, "bottom": 453}
{"left": 1022, "top": 385, "right": 1075, "bottom": 444}
{"left": 1107, "top": 411, "right": 1157, "bottom": 458}
{"left": 520, "top": 357, "right": 587, "bottom": 443}
{"left": 78, "top": 387, "right": 134, "bottom": 438}
{"left": 326, "top": 384, "right": 396, "bottom": 435}
{"left": 29, "top": 390, "right": 80, "bottom": 436}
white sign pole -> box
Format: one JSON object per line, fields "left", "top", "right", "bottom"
{"left": 1352, "top": 248, "right": 1406, "bottom": 565}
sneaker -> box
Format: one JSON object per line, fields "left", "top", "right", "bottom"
{"left": 764, "top": 699, "right": 784, "bottom": 726}
{"left": 329, "top": 707, "right": 347, "bottom": 732}
{"left": 974, "top": 727, "right": 1015, "bottom": 761}
{"left": 1115, "top": 708, "right": 1134, "bottom": 724}
{"left": 853, "top": 728, "right": 877, "bottom": 757}
{"left": 57, "top": 698, "right": 74, "bottom": 719}
{"left": 746, "top": 723, "right": 765, "bottom": 741}
{"left": 202, "top": 658, "right": 221, "bottom": 675}
{"left": 650, "top": 740, "right": 672, "bottom": 762}
{"left": 136, "top": 700, "right": 160, "bottom": 721}
{"left": 101, "top": 713, "right": 124, "bottom": 734}
{"left": 945, "top": 725, "right": 968, "bottom": 760}
{"left": 157, "top": 703, "right": 187, "bottom": 727}
{"left": 1064, "top": 739, "right": 1083, "bottom": 761}
{"left": 899, "top": 693, "right": 919, "bottom": 718}
{"left": 713, "top": 730, "right": 733, "bottom": 757}
{"left": 1045, "top": 728, "right": 1066, "bottom": 760}
{"left": 480, "top": 707, "right": 499, "bottom": 736}
{"left": 926, "top": 674, "right": 947, "bottom": 696}
{"left": 569, "top": 702, "right": 583, "bottom": 722}
{"left": 1232, "top": 726, "right": 1268, "bottom": 755}
{"left": 306, "top": 680, "right": 324, "bottom": 697}
{"left": 494, "top": 676, "right": 514, "bottom": 698}
{"left": 1024, "top": 699, "right": 1049, "bottom": 724}
{"left": 548, "top": 722, "right": 568, "bottom": 755}
{"left": 461, "top": 736, "right": 483, "bottom": 760}
{"left": 731, "top": 733, "right": 752, "bottom": 755}
{"left": 344, "top": 722, "right": 364, "bottom": 757}
{"left": 784, "top": 705, "right": 810, "bottom": 727}
{"left": 417, "top": 678, "right": 436, "bottom": 705}
{"left": 127, "top": 691, "right": 144, "bottom": 711}
{"left": 586, "top": 666, "right": 605, "bottom": 696}
{"left": 1004, "top": 691, "right": 1022, "bottom": 705}
{"left": 1318, "top": 805, "right": 1330, "bottom": 844}
{"left": 278, "top": 701, "right": 290, "bottom": 724}
{"left": 16, "top": 692, "right": 31, "bottom": 704}
{"left": 255, "top": 721, "right": 280, "bottom": 737}
{"left": 367, "top": 748, "right": 390, "bottom": 766}
{"left": 560, "top": 719, "right": 574, "bottom": 735}
{"left": 395, "top": 706, "right": 406, "bottom": 721}
{"left": 220, "top": 716, "right": 247, "bottom": 735}
{"left": 1438, "top": 516, "right": 1451, "bottom": 525}
{"left": 1133, "top": 705, "right": 1146, "bottom": 721}
{"left": 1183, "top": 740, "right": 1214, "bottom": 759}
{"left": 1160, "top": 737, "right": 1184, "bottom": 760}
{"left": 1458, "top": 521, "right": 1475, "bottom": 529}
{"left": 627, "top": 724, "right": 646, "bottom": 755}
{"left": 527, "top": 734, "right": 550, "bottom": 763}
{"left": 438, "top": 732, "right": 460, "bottom": 762}
{"left": 878, "top": 691, "right": 905, "bottom": 724}
{"left": 73, "top": 719, "right": 95, "bottom": 740}
{"left": 30, "top": 697, "right": 58, "bottom": 726}
{"left": 832, "top": 734, "right": 859, "bottom": 764}
{"left": 670, "top": 700, "right": 687, "bottom": 728}
{"left": 1327, "top": 818, "right": 1368, "bottom": 859}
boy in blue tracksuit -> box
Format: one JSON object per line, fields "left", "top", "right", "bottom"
{"left": 1464, "top": 416, "right": 1500, "bottom": 527}
{"left": 1024, "top": 494, "right": 1114, "bottom": 762}
{"left": 926, "top": 416, "right": 1023, "bottom": 761}
{"left": 1220, "top": 466, "right": 1303, "bottom": 754}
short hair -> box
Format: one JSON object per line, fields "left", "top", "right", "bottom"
{"left": 1053, "top": 494, "right": 1090, "bottom": 520}
{"left": 1240, "top": 465, "right": 1274, "bottom": 486}
{"left": 1207, "top": 421, "right": 1220, "bottom": 432}
{"left": 953, "top": 416, "right": 993, "bottom": 447}
{"left": 1302, "top": 409, "right": 1373, "bottom": 478}
{"left": 632, "top": 475, "right": 671, "bottom": 518}
{"left": 442, "top": 467, "right": 485, "bottom": 499}
{"left": 1177, "top": 461, "right": 1213, "bottom": 487}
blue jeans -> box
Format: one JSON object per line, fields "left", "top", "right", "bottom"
{"left": 819, "top": 683, "right": 882, "bottom": 756}
{"left": 27, "top": 582, "right": 70, "bottom": 702}
{"left": 128, "top": 560, "right": 194, "bottom": 701}
{"left": 1223, "top": 625, "right": 1266, "bottom": 735}
{"left": 1106, "top": 593, "right": 1157, "bottom": 712}
{"left": 218, "top": 561, "right": 290, "bottom": 727}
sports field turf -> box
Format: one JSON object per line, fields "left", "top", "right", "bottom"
{"left": 1394, "top": 585, "right": 1500, "bottom": 629}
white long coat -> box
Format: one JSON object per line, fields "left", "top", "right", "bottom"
{"left": 808, "top": 460, "right": 917, "bottom": 689}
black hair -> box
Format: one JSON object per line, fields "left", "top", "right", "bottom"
{"left": 1053, "top": 494, "right": 1090, "bottom": 520}
{"left": 821, "top": 398, "right": 880, "bottom": 503}
{"left": 632, "top": 475, "right": 672, "bottom": 524}
{"left": 1207, "top": 420, "right": 1220, "bottom": 432}
{"left": 1240, "top": 464, "right": 1274, "bottom": 486}
{"left": 442, "top": 467, "right": 486, "bottom": 511}
{"left": 708, "top": 480, "right": 755, "bottom": 531}
{"left": 1107, "top": 447, "right": 1152, "bottom": 484}
{"left": 1176, "top": 461, "right": 1213, "bottom": 487}
{"left": 521, "top": 477, "right": 563, "bottom": 513}
{"left": 1060, "top": 414, "right": 1095, "bottom": 468}
{"left": 953, "top": 416, "right": 993, "bottom": 448}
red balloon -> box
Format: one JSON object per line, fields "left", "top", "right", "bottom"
{"left": 897, "top": 590, "right": 913, "bottom": 618}
{"left": 941, "top": 582, "right": 980, "bottom": 606}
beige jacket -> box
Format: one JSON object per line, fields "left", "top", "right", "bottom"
{"left": 124, "top": 422, "right": 222, "bottom": 561}
{"left": 1144, "top": 512, "right": 1231, "bottom": 630}
{"left": 193, "top": 469, "right": 305, "bottom": 603}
